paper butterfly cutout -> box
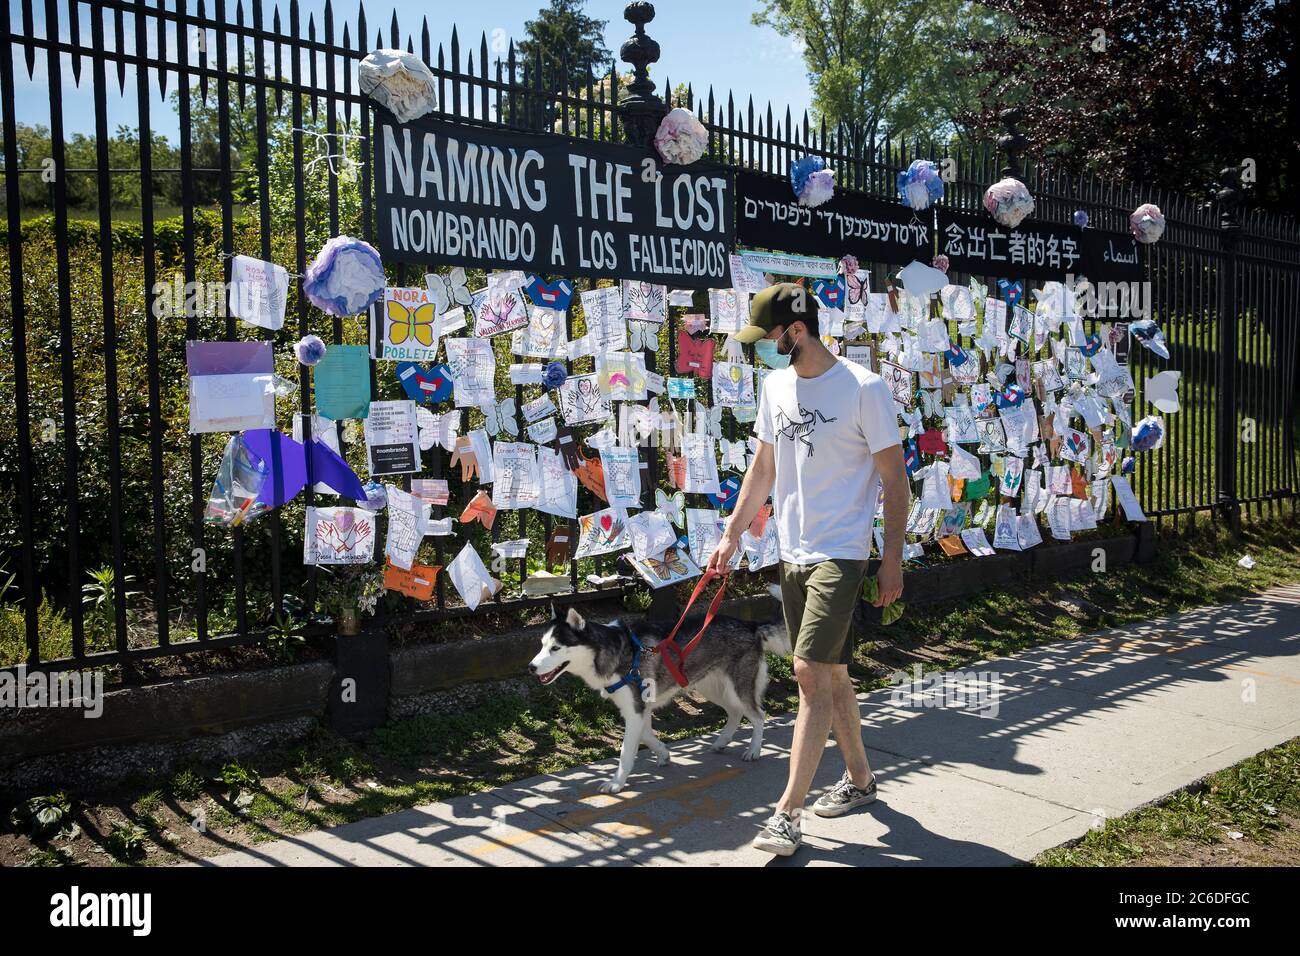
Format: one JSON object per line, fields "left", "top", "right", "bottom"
{"left": 480, "top": 397, "right": 519, "bottom": 438}
{"left": 629, "top": 320, "right": 660, "bottom": 352}
{"left": 428, "top": 266, "right": 473, "bottom": 315}
{"left": 396, "top": 362, "right": 455, "bottom": 404}
{"left": 721, "top": 439, "right": 750, "bottom": 472}
{"left": 676, "top": 331, "right": 714, "bottom": 378}
{"left": 846, "top": 270, "right": 868, "bottom": 305}
{"left": 459, "top": 489, "right": 497, "bottom": 530}
{"left": 707, "top": 475, "right": 741, "bottom": 510}
{"left": 655, "top": 488, "right": 686, "bottom": 528}
{"left": 813, "top": 276, "right": 847, "bottom": 310}
{"left": 387, "top": 299, "right": 437, "bottom": 348}
{"left": 997, "top": 279, "right": 1024, "bottom": 308}
{"left": 919, "top": 389, "right": 944, "bottom": 418}
{"left": 691, "top": 401, "right": 723, "bottom": 440}
{"left": 416, "top": 407, "right": 460, "bottom": 452}
{"left": 522, "top": 275, "right": 574, "bottom": 311}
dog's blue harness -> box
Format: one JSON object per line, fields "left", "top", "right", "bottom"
{"left": 604, "top": 631, "right": 646, "bottom": 698}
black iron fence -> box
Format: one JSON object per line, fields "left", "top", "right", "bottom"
{"left": 1, "top": 0, "right": 1296, "bottom": 679}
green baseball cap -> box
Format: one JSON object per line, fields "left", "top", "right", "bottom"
{"left": 734, "top": 282, "right": 812, "bottom": 344}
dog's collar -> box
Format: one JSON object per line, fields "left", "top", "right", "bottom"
{"left": 604, "top": 631, "right": 645, "bottom": 697}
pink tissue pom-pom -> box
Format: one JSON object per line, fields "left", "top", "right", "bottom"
{"left": 800, "top": 168, "right": 835, "bottom": 208}
{"left": 840, "top": 255, "right": 859, "bottom": 276}
{"left": 1130, "top": 203, "right": 1165, "bottom": 244}
{"left": 653, "top": 108, "right": 709, "bottom": 166}
{"left": 982, "top": 177, "right": 1035, "bottom": 228}
{"left": 932, "top": 254, "right": 950, "bottom": 274}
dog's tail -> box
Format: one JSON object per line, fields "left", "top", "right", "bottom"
{"left": 758, "top": 622, "right": 792, "bottom": 657}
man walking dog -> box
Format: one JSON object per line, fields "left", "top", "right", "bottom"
{"left": 708, "top": 282, "right": 909, "bottom": 857}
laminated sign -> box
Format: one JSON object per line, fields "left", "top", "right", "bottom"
{"left": 374, "top": 115, "right": 735, "bottom": 288}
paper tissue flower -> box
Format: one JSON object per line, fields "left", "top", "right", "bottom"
{"left": 1132, "top": 415, "right": 1165, "bottom": 452}
{"left": 1073, "top": 209, "right": 1089, "bottom": 228}
{"left": 790, "top": 155, "right": 835, "bottom": 208}
{"left": 840, "top": 254, "right": 859, "bottom": 276}
{"left": 1130, "top": 203, "right": 1166, "bottom": 244}
{"left": 982, "top": 177, "right": 1035, "bottom": 228}
{"left": 294, "top": 334, "right": 327, "bottom": 366}
{"left": 653, "top": 107, "right": 709, "bottom": 166}
{"left": 896, "top": 159, "right": 944, "bottom": 211}
{"left": 303, "top": 235, "right": 385, "bottom": 317}
{"left": 358, "top": 49, "right": 438, "bottom": 123}
{"left": 932, "top": 254, "right": 950, "bottom": 274}
{"left": 543, "top": 361, "right": 568, "bottom": 390}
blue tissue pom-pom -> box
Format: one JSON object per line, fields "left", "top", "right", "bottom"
{"left": 789, "top": 155, "right": 826, "bottom": 200}
{"left": 543, "top": 362, "right": 568, "bottom": 389}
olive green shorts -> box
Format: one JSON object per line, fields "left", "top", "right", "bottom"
{"left": 779, "top": 559, "right": 870, "bottom": 665}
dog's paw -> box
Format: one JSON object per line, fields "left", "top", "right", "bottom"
{"left": 742, "top": 748, "right": 761, "bottom": 762}
{"left": 651, "top": 749, "right": 672, "bottom": 766}
{"left": 598, "top": 778, "right": 625, "bottom": 794}
{"left": 709, "top": 742, "right": 728, "bottom": 754}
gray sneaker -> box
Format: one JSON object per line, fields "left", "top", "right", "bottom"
{"left": 812, "top": 771, "right": 877, "bottom": 817}
{"left": 752, "top": 810, "right": 802, "bottom": 856}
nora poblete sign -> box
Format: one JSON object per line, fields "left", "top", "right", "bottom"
{"left": 374, "top": 115, "right": 735, "bottom": 289}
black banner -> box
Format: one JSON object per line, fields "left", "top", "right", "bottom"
{"left": 374, "top": 115, "right": 734, "bottom": 288}
{"left": 735, "top": 170, "right": 931, "bottom": 265}
{"left": 937, "top": 208, "right": 1143, "bottom": 283}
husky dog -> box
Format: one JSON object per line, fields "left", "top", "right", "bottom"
{"left": 529, "top": 605, "right": 789, "bottom": 793}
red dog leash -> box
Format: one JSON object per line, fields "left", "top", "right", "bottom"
{"left": 653, "top": 570, "right": 729, "bottom": 688}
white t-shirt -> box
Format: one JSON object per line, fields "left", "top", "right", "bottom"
{"left": 754, "top": 358, "right": 901, "bottom": 565}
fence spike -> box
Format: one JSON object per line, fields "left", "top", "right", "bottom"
{"left": 197, "top": 0, "right": 208, "bottom": 101}
{"left": 22, "top": 0, "right": 35, "bottom": 77}
{"left": 273, "top": 4, "right": 284, "bottom": 113}
{"left": 156, "top": 0, "right": 168, "bottom": 98}
{"left": 68, "top": 0, "right": 82, "bottom": 85}
{"left": 357, "top": 1, "right": 367, "bottom": 52}
{"left": 236, "top": 1, "right": 247, "bottom": 110}
{"left": 114, "top": 5, "right": 126, "bottom": 93}
{"left": 390, "top": 9, "right": 399, "bottom": 48}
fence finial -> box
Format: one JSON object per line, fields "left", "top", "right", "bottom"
{"left": 997, "top": 107, "right": 1028, "bottom": 179}
{"left": 619, "top": 2, "right": 667, "bottom": 147}
{"left": 1216, "top": 165, "right": 1243, "bottom": 231}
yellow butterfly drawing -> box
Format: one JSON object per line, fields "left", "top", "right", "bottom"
{"left": 387, "top": 299, "right": 437, "bottom": 348}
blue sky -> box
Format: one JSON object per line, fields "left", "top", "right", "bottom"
{"left": 17, "top": 0, "right": 814, "bottom": 142}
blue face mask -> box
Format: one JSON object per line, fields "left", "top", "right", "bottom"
{"left": 755, "top": 332, "right": 792, "bottom": 369}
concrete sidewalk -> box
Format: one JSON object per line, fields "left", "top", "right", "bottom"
{"left": 203, "top": 585, "right": 1300, "bottom": 867}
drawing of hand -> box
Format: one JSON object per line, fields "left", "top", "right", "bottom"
{"left": 556, "top": 425, "right": 582, "bottom": 471}
{"left": 450, "top": 436, "right": 479, "bottom": 482}
{"left": 547, "top": 525, "right": 575, "bottom": 565}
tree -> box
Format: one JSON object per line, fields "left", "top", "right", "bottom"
{"left": 752, "top": 0, "right": 1008, "bottom": 145}
{"left": 517, "top": 0, "right": 612, "bottom": 92}
{"left": 961, "top": 0, "right": 1294, "bottom": 217}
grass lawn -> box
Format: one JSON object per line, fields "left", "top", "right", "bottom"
{"left": 3, "top": 515, "right": 1299, "bottom": 867}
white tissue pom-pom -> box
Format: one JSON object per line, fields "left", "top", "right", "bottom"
{"left": 359, "top": 49, "right": 438, "bottom": 123}
{"left": 653, "top": 107, "right": 709, "bottom": 166}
